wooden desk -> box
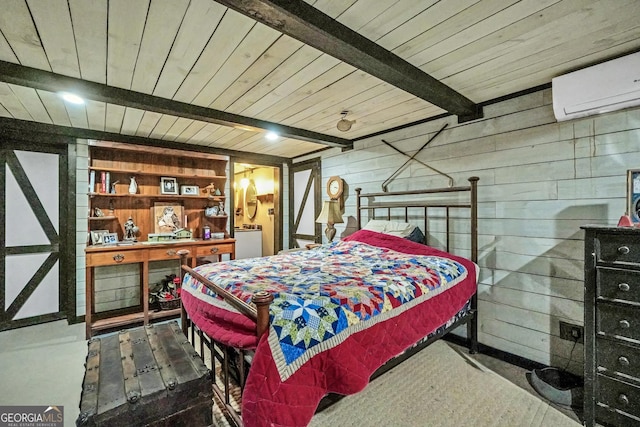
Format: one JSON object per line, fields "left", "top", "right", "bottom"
{"left": 85, "top": 239, "right": 235, "bottom": 338}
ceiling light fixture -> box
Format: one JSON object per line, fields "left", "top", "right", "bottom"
{"left": 59, "top": 92, "right": 85, "bottom": 105}
{"left": 336, "top": 110, "right": 355, "bottom": 132}
{"left": 266, "top": 132, "right": 278, "bottom": 141}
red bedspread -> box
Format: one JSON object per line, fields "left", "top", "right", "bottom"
{"left": 181, "top": 230, "right": 477, "bottom": 426}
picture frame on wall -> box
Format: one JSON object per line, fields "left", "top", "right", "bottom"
{"left": 90, "top": 229, "right": 109, "bottom": 245}
{"left": 160, "top": 177, "right": 178, "bottom": 195}
{"left": 627, "top": 169, "right": 640, "bottom": 223}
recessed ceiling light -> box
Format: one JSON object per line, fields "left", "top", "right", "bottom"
{"left": 59, "top": 92, "right": 84, "bottom": 104}
{"left": 265, "top": 132, "right": 278, "bottom": 141}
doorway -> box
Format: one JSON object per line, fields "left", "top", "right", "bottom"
{"left": 233, "top": 162, "right": 279, "bottom": 258}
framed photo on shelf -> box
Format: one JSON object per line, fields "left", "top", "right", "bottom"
{"left": 180, "top": 185, "right": 199, "bottom": 196}
{"left": 152, "top": 202, "right": 184, "bottom": 234}
{"left": 627, "top": 169, "right": 640, "bottom": 223}
{"left": 160, "top": 177, "right": 178, "bottom": 195}
{"left": 102, "top": 233, "right": 118, "bottom": 245}
{"left": 90, "top": 229, "right": 109, "bottom": 245}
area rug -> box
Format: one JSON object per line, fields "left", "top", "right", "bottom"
{"left": 212, "top": 340, "right": 581, "bottom": 427}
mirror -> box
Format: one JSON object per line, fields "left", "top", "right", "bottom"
{"left": 245, "top": 180, "right": 258, "bottom": 219}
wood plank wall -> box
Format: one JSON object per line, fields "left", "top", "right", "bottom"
{"left": 76, "top": 139, "right": 89, "bottom": 317}
{"left": 314, "top": 89, "right": 640, "bottom": 374}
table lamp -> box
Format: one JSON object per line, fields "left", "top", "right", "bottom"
{"left": 316, "top": 200, "right": 344, "bottom": 242}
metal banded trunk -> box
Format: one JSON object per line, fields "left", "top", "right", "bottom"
{"left": 77, "top": 321, "right": 212, "bottom": 426}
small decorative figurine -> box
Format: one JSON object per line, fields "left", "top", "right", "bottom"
{"left": 204, "top": 205, "right": 218, "bottom": 217}
{"left": 124, "top": 216, "right": 139, "bottom": 241}
{"left": 94, "top": 207, "right": 104, "bottom": 217}
{"left": 218, "top": 201, "right": 225, "bottom": 216}
{"left": 128, "top": 177, "right": 138, "bottom": 194}
{"left": 110, "top": 180, "right": 119, "bottom": 194}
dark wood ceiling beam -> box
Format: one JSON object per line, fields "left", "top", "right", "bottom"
{"left": 0, "top": 61, "right": 353, "bottom": 149}
{"left": 215, "top": 0, "right": 482, "bottom": 122}
{"left": 0, "top": 117, "right": 291, "bottom": 164}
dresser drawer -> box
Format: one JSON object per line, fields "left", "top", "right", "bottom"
{"left": 87, "top": 250, "right": 145, "bottom": 266}
{"left": 597, "top": 302, "right": 640, "bottom": 342}
{"left": 597, "top": 339, "right": 640, "bottom": 380}
{"left": 597, "top": 234, "right": 640, "bottom": 264}
{"left": 597, "top": 267, "right": 640, "bottom": 304}
{"left": 197, "top": 243, "right": 234, "bottom": 257}
{"left": 596, "top": 374, "right": 640, "bottom": 419}
{"left": 595, "top": 403, "right": 640, "bottom": 427}
{"left": 147, "top": 246, "right": 192, "bottom": 261}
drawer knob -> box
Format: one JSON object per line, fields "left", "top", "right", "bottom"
{"left": 617, "top": 246, "right": 630, "bottom": 255}
{"left": 113, "top": 254, "right": 125, "bottom": 263}
{"left": 618, "top": 282, "right": 630, "bottom": 292}
{"left": 618, "top": 393, "right": 629, "bottom": 406}
{"left": 167, "top": 249, "right": 177, "bottom": 256}
{"left": 210, "top": 247, "right": 219, "bottom": 254}
{"left": 619, "top": 320, "right": 630, "bottom": 329}
{"left": 618, "top": 356, "right": 630, "bottom": 366}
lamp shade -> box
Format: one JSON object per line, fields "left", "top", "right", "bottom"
{"left": 315, "top": 200, "right": 344, "bottom": 224}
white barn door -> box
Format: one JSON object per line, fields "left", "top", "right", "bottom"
{"left": 290, "top": 159, "right": 321, "bottom": 248}
{"left": 1, "top": 145, "right": 68, "bottom": 330}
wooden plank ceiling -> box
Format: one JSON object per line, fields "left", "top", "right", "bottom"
{"left": 0, "top": 0, "right": 638, "bottom": 159}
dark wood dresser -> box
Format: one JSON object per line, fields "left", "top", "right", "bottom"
{"left": 583, "top": 226, "right": 640, "bottom": 426}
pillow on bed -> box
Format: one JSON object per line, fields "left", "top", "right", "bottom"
{"left": 404, "top": 226, "right": 426, "bottom": 244}
{"left": 362, "top": 219, "right": 427, "bottom": 244}
{"left": 362, "top": 219, "right": 415, "bottom": 238}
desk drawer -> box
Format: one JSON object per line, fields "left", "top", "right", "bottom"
{"left": 598, "top": 302, "right": 640, "bottom": 342}
{"left": 597, "top": 234, "right": 640, "bottom": 264}
{"left": 197, "top": 243, "right": 234, "bottom": 257}
{"left": 597, "top": 339, "right": 640, "bottom": 380}
{"left": 87, "top": 250, "right": 144, "bottom": 266}
{"left": 596, "top": 374, "right": 640, "bottom": 419}
{"left": 597, "top": 267, "right": 640, "bottom": 304}
{"left": 148, "top": 246, "right": 192, "bottom": 261}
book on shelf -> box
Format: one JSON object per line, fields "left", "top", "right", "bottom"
{"left": 89, "top": 170, "right": 95, "bottom": 193}
{"left": 101, "top": 171, "right": 106, "bottom": 193}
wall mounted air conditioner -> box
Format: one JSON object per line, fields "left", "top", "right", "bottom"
{"left": 552, "top": 52, "right": 640, "bottom": 121}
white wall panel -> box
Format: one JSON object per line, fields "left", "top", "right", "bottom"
{"left": 313, "top": 87, "right": 640, "bottom": 370}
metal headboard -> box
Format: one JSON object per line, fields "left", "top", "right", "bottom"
{"left": 355, "top": 177, "right": 479, "bottom": 263}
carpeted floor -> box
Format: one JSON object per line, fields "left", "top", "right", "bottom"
{"left": 0, "top": 320, "right": 582, "bottom": 427}
{"left": 211, "top": 340, "right": 581, "bottom": 427}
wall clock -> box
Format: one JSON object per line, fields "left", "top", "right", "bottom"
{"left": 327, "top": 176, "right": 344, "bottom": 200}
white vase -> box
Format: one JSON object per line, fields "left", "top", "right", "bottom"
{"left": 128, "top": 177, "right": 137, "bottom": 194}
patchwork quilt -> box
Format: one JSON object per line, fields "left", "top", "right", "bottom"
{"left": 181, "top": 229, "right": 477, "bottom": 427}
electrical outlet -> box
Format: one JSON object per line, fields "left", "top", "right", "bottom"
{"left": 559, "top": 321, "right": 584, "bottom": 344}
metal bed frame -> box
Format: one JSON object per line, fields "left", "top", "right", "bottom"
{"left": 178, "top": 176, "right": 480, "bottom": 426}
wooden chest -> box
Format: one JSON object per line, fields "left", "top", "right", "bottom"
{"left": 76, "top": 321, "right": 212, "bottom": 426}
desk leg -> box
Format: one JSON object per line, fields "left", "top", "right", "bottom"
{"left": 142, "top": 261, "right": 149, "bottom": 326}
